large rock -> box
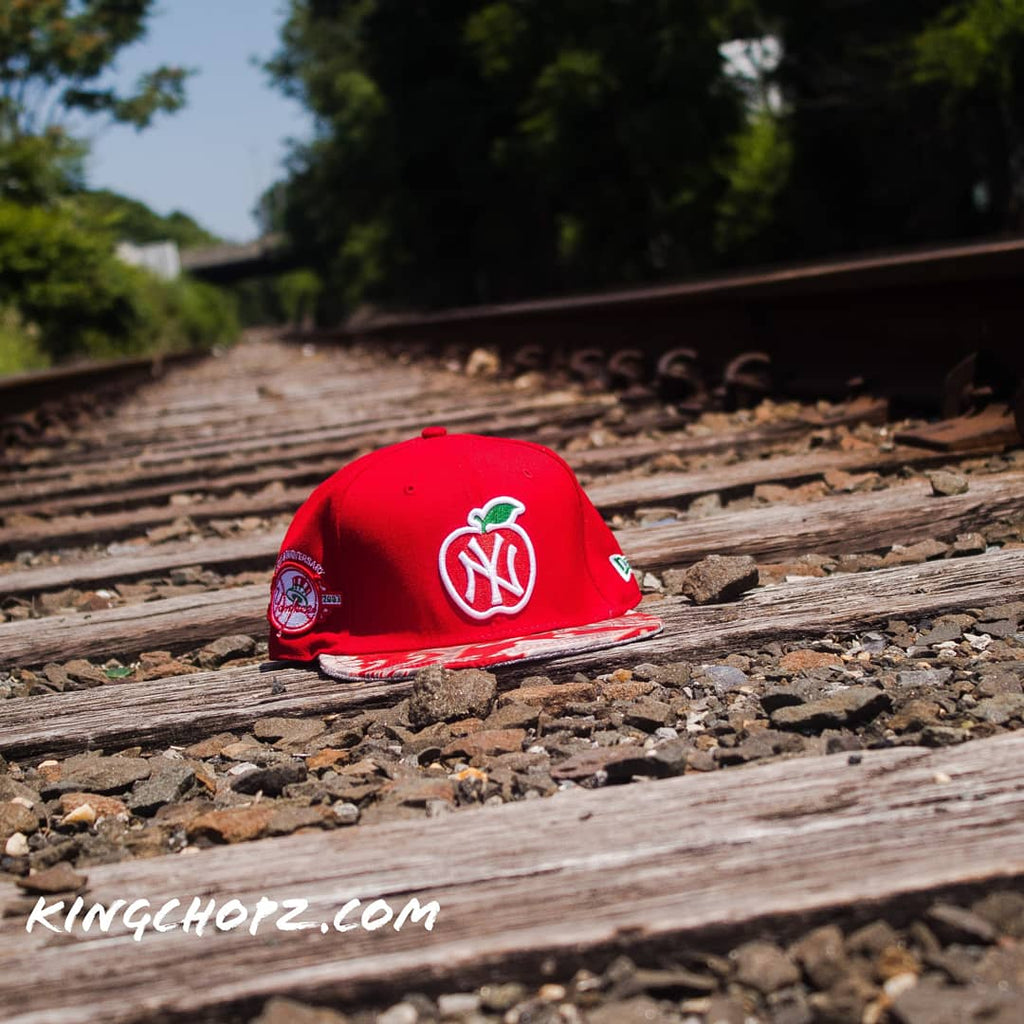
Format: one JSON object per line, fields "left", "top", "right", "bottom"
{"left": 731, "top": 940, "right": 800, "bottom": 994}
{"left": 231, "top": 762, "right": 307, "bottom": 797}
{"left": 187, "top": 805, "right": 276, "bottom": 843}
{"left": 771, "top": 687, "right": 891, "bottom": 732}
{"left": 128, "top": 764, "right": 196, "bottom": 816}
{"left": 0, "top": 801, "right": 39, "bottom": 843}
{"left": 408, "top": 667, "right": 498, "bottom": 726}
{"left": 53, "top": 754, "right": 151, "bottom": 794}
{"left": 197, "top": 634, "right": 256, "bottom": 669}
{"left": 678, "top": 555, "right": 759, "bottom": 605}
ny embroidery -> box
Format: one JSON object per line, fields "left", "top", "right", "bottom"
{"left": 438, "top": 496, "right": 536, "bottom": 619}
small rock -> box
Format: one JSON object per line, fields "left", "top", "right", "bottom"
{"left": 5, "top": 831, "right": 29, "bottom": 856}
{"left": 771, "top": 687, "right": 891, "bottom": 732}
{"left": 478, "top": 984, "right": 526, "bottom": 1013}
{"left": 408, "top": 667, "right": 497, "bottom": 726}
{"left": 927, "top": 469, "right": 968, "bottom": 496}
{"left": 187, "top": 805, "right": 276, "bottom": 843}
{"left": 436, "top": 992, "right": 481, "bottom": 1017}
{"left": 484, "top": 702, "right": 541, "bottom": 731}
{"left": 266, "top": 805, "right": 330, "bottom": 836}
{"left": 62, "top": 803, "right": 97, "bottom": 826}
{"left": 951, "top": 532, "right": 986, "bottom": 556}
{"left": 679, "top": 555, "right": 759, "bottom": 605}
{"left": 701, "top": 994, "right": 746, "bottom": 1024}
{"left": 61, "top": 659, "right": 109, "bottom": 689}
{"left": 732, "top": 941, "right": 800, "bottom": 994}
{"left": 16, "top": 864, "right": 87, "bottom": 894}
{"left": 443, "top": 728, "right": 525, "bottom": 761}
{"left": 54, "top": 754, "right": 151, "bottom": 794}
{"left": 184, "top": 733, "right": 239, "bottom": 758}
{"left": 499, "top": 679, "right": 596, "bottom": 714}
{"left": 307, "top": 748, "right": 350, "bottom": 771}
{"left": 128, "top": 764, "right": 195, "bottom": 816}
{"left": 551, "top": 746, "right": 660, "bottom": 783}
{"left": 927, "top": 902, "right": 999, "bottom": 944}
{"left": 231, "top": 762, "right": 307, "bottom": 797}
{"left": 790, "top": 924, "right": 849, "bottom": 989}
{"left": 632, "top": 662, "right": 691, "bottom": 686}
{"left": 197, "top": 634, "right": 256, "bottom": 669}
{"left": 846, "top": 920, "right": 899, "bottom": 957}
{"left": 332, "top": 801, "right": 360, "bottom": 825}
{"left": 622, "top": 700, "right": 674, "bottom": 732}
{"left": 971, "top": 890, "right": 1024, "bottom": 938}
{"left": 253, "top": 717, "right": 326, "bottom": 745}
{"left": 645, "top": 737, "right": 691, "bottom": 776}
{"left": 889, "top": 975, "right": 1018, "bottom": 1024}
{"left": 896, "top": 667, "right": 953, "bottom": 689}
{"left": 58, "top": 792, "right": 127, "bottom": 818}
{"left": 376, "top": 1003, "right": 419, "bottom": 1024}
{"left": 698, "top": 664, "right": 749, "bottom": 693}
{"left": 465, "top": 347, "right": 500, "bottom": 377}
{"left": 251, "top": 996, "right": 349, "bottom": 1024}
{"left": 971, "top": 694, "right": 1024, "bottom": 725}
{"left": 779, "top": 649, "right": 843, "bottom": 673}
{"left": 0, "top": 800, "right": 39, "bottom": 842}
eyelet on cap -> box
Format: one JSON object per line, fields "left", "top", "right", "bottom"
{"left": 421, "top": 425, "right": 448, "bottom": 438}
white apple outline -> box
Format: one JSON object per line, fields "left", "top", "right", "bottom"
{"left": 438, "top": 495, "right": 537, "bottom": 620}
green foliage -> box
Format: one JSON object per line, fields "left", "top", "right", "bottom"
{"left": 914, "top": 0, "right": 1024, "bottom": 92}
{"left": 715, "top": 110, "right": 792, "bottom": 257}
{"left": 275, "top": 268, "right": 322, "bottom": 325}
{"left": 0, "top": 0, "right": 237, "bottom": 372}
{"left": 0, "top": 1, "right": 189, "bottom": 139}
{"left": 0, "top": 305, "right": 49, "bottom": 374}
{"left": 264, "top": 0, "right": 1024, "bottom": 314}
{"left": 0, "top": 197, "right": 237, "bottom": 366}
{"left": 76, "top": 189, "right": 220, "bottom": 248}
{"left": 267, "top": 0, "right": 745, "bottom": 312}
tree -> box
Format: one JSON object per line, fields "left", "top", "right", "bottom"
{"left": 0, "top": 0, "right": 189, "bottom": 201}
{"left": 742, "top": 0, "right": 1024, "bottom": 256}
{"left": 267, "top": 0, "right": 745, "bottom": 316}
{"left": 0, "top": 2, "right": 240, "bottom": 370}
{"left": 913, "top": 0, "right": 1024, "bottom": 228}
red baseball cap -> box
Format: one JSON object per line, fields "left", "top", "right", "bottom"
{"left": 267, "top": 427, "right": 662, "bottom": 680}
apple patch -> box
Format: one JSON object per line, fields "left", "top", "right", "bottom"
{"left": 438, "top": 496, "right": 536, "bottom": 620}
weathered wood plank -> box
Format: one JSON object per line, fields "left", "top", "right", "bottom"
{"left": 620, "top": 471, "right": 1024, "bottom": 569}
{"left": 5, "top": 471, "right": 1022, "bottom": 602}
{"left": 0, "top": 533, "right": 282, "bottom": 600}
{"left": 585, "top": 444, "right": 955, "bottom": 512}
{"left": 2, "top": 548, "right": 1022, "bottom": 758}
{"left": 0, "top": 397, "right": 887, "bottom": 511}
{"left": 2, "top": 438, "right": 1002, "bottom": 558}
{"left": 569, "top": 396, "right": 890, "bottom": 472}
{"left": 1, "top": 735, "right": 1021, "bottom": 1024}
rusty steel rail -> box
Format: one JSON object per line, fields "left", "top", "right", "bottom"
{"left": 0, "top": 350, "right": 210, "bottom": 454}
{"left": 297, "top": 235, "right": 1024, "bottom": 433}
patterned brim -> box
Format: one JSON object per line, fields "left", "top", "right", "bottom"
{"left": 318, "top": 611, "right": 663, "bottom": 681}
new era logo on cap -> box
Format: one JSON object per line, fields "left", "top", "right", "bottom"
{"left": 268, "top": 426, "right": 662, "bottom": 680}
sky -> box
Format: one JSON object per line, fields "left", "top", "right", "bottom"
{"left": 86, "top": 1, "right": 314, "bottom": 243}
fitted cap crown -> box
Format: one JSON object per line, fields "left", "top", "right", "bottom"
{"left": 268, "top": 428, "right": 662, "bottom": 680}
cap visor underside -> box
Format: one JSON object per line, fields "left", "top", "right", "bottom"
{"left": 317, "top": 611, "right": 664, "bottom": 682}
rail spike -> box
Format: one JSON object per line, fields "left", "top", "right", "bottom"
{"left": 656, "top": 346, "right": 706, "bottom": 407}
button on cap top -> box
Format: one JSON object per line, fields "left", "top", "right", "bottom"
{"left": 421, "top": 425, "right": 448, "bottom": 438}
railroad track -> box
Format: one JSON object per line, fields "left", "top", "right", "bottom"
{"left": 1, "top": 334, "right": 1022, "bottom": 1024}
{"left": 317, "top": 236, "right": 1024, "bottom": 440}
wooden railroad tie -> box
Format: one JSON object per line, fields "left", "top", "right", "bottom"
{"left": 2, "top": 548, "right": 1022, "bottom": 760}
{"left": 1, "top": 734, "right": 1021, "bottom": 1024}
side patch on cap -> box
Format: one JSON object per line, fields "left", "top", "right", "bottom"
{"left": 269, "top": 562, "right": 321, "bottom": 635}
{"left": 610, "top": 553, "right": 633, "bottom": 581}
